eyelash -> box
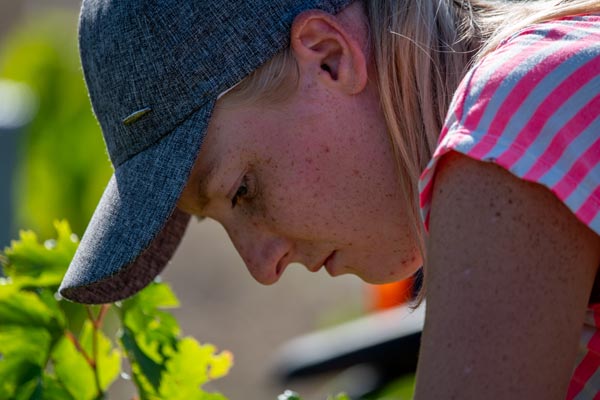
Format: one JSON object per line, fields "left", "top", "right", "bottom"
{"left": 231, "top": 175, "right": 250, "bottom": 208}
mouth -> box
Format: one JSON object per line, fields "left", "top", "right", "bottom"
{"left": 309, "top": 251, "right": 336, "bottom": 273}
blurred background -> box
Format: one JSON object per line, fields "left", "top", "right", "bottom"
{"left": 0, "top": 1, "right": 418, "bottom": 399}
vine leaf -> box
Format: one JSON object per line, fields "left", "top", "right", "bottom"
{"left": 2, "top": 221, "right": 77, "bottom": 290}
{"left": 208, "top": 350, "right": 234, "bottom": 380}
{"left": 1, "top": 220, "right": 234, "bottom": 400}
{"left": 79, "top": 320, "right": 121, "bottom": 390}
{"left": 51, "top": 335, "right": 97, "bottom": 400}
{"left": 158, "top": 338, "right": 232, "bottom": 400}
{"left": 0, "top": 328, "right": 49, "bottom": 399}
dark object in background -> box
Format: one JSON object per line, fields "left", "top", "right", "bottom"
{"left": 273, "top": 303, "right": 424, "bottom": 399}
{"left": 0, "top": 80, "right": 34, "bottom": 249}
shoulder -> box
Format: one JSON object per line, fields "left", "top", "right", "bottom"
{"left": 419, "top": 14, "right": 600, "bottom": 235}
{"left": 452, "top": 14, "right": 600, "bottom": 127}
{"left": 416, "top": 150, "right": 600, "bottom": 398}
{"left": 457, "top": 16, "right": 600, "bottom": 119}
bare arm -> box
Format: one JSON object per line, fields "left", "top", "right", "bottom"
{"left": 414, "top": 152, "right": 600, "bottom": 399}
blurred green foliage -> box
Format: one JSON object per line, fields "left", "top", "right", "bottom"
{"left": 365, "top": 374, "right": 415, "bottom": 400}
{"left": 0, "top": 11, "right": 112, "bottom": 238}
{"left": 0, "top": 221, "right": 233, "bottom": 399}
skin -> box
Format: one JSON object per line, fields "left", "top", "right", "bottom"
{"left": 417, "top": 152, "right": 600, "bottom": 399}
{"left": 178, "top": 3, "right": 600, "bottom": 398}
{"left": 177, "top": 3, "right": 421, "bottom": 285}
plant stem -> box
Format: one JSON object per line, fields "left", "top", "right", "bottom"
{"left": 97, "top": 304, "right": 110, "bottom": 327}
{"left": 65, "top": 330, "right": 95, "bottom": 367}
{"left": 86, "top": 306, "right": 103, "bottom": 398}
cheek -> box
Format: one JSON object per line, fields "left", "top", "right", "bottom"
{"left": 261, "top": 148, "right": 396, "bottom": 241}
{"left": 255, "top": 112, "right": 406, "bottom": 243}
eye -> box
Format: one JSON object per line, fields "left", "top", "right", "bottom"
{"left": 231, "top": 176, "right": 249, "bottom": 208}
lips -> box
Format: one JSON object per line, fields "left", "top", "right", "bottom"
{"left": 308, "top": 251, "right": 336, "bottom": 273}
{"left": 277, "top": 251, "right": 338, "bottom": 277}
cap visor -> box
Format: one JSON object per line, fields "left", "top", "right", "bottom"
{"left": 59, "top": 102, "right": 214, "bottom": 304}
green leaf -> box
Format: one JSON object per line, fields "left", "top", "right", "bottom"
{"left": 122, "top": 282, "right": 180, "bottom": 313}
{"left": 0, "top": 260, "right": 58, "bottom": 399}
{"left": 121, "top": 283, "right": 180, "bottom": 378}
{"left": 13, "top": 377, "right": 41, "bottom": 400}
{"left": 327, "top": 394, "right": 351, "bottom": 400}
{"left": 2, "top": 221, "right": 78, "bottom": 290}
{"left": 366, "top": 374, "right": 415, "bottom": 400}
{"left": 41, "top": 375, "right": 76, "bottom": 400}
{"left": 0, "top": 327, "right": 51, "bottom": 366}
{"left": 78, "top": 320, "right": 121, "bottom": 391}
{"left": 51, "top": 335, "right": 97, "bottom": 400}
{"left": 0, "top": 287, "right": 63, "bottom": 334}
{"left": 158, "top": 338, "right": 232, "bottom": 400}
{"left": 119, "top": 327, "right": 163, "bottom": 398}
{"left": 0, "top": 360, "right": 42, "bottom": 399}
{"left": 207, "top": 349, "right": 233, "bottom": 380}
{"left": 0, "top": 327, "right": 50, "bottom": 399}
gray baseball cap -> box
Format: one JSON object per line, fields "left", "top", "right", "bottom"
{"left": 59, "top": 0, "right": 353, "bottom": 304}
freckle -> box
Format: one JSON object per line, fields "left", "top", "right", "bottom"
{"left": 305, "top": 157, "right": 313, "bottom": 164}
{"left": 323, "top": 146, "right": 330, "bottom": 153}
{"left": 266, "top": 157, "right": 273, "bottom": 165}
{"left": 352, "top": 169, "right": 360, "bottom": 176}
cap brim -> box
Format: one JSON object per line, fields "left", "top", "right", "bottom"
{"left": 59, "top": 101, "right": 215, "bottom": 304}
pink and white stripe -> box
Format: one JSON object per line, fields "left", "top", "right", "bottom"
{"left": 418, "top": 14, "right": 600, "bottom": 398}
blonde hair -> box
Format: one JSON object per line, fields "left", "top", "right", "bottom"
{"left": 225, "top": 0, "right": 600, "bottom": 286}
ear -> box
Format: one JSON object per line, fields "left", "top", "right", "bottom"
{"left": 290, "top": 10, "right": 368, "bottom": 95}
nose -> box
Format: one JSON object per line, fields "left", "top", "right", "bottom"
{"left": 224, "top": 223, "right": 291, "bottom": 285}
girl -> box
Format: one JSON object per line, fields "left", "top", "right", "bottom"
{"left": 60, "top": 0, "right": 600, "bottom": 398}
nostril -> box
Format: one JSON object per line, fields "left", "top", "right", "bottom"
{"left": 275, "top": 253, "right": 289, "bottom": 277}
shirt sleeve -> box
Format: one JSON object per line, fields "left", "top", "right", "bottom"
{"left": 418, "top": 14, "right": 600, "bottom": 236}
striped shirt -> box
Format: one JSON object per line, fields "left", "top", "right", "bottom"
{"left": 418, "top": 14, "right": 600, "bottom": 399}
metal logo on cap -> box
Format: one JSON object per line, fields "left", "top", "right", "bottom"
{"left": 122, "top": 107, "right": 152, "bottom": 125}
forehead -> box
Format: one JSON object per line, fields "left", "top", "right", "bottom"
{"left": 179, "top": 102, "right": 248, "bottom": 214}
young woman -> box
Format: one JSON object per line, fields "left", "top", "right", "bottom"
{"left": 60, "top": 0, "right": 600, "bottom": 398}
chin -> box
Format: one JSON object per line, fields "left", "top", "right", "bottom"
{"left": 356, "top": 261, "right": 422, "bottom": 284}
